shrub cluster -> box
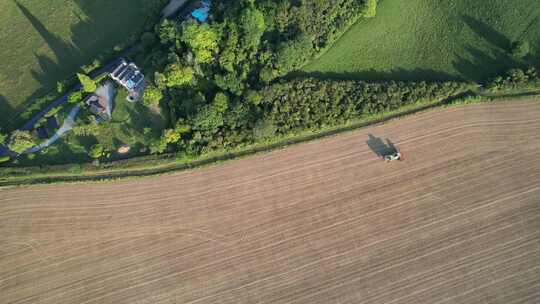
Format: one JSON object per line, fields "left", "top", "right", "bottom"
{"left": 157, "top": 78, "right": 470, "bottom": 155}
{"left": 487, "top": 67, "right": 540, "bottom": 91}
{"left": 259, "top": 79, "right": 470, "bottom": 134}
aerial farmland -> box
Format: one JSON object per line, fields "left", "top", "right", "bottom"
{"left": 2, "top": 101, "right": 539, "bottom": 304}
{"left": 1, "top": 0, "right": 540, "bottom": 303}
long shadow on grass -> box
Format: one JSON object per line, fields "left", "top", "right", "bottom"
{"left": 15, "top": 1, "right": 83, "bottom": 92}
{"left": 125, "top": 103, "right": 163, "bottom": 134}
{"left": 462, "top": 15, "right": 512, "bottom": 51}
{"left": 288, "top": 68, "right": 461, "bottom": 82}
{"left": 13, "top": 0, "right": 161, "bottom": 125}
{"left": 453, "top": 46, "right": 519, "bottom": 83}
{"left": 0, "top": 95, "right": 16, "bottom": 131}
{"left": 532, "top": 41, "right": 540, "bottom": 67}
{"left": 455, "top": 16, "right": 521, "bottom": 82}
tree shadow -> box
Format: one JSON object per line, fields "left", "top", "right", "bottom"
{"left": 15, "top": 1, "right": 82, "bottom": 88}
{"left": 124, "top": 103, "right": 163, "bottom": 135}
{"left": 532, "top": 40, "right": 540, "bottom": 67}
{"left": 462, "top": 15, "right": 511, "bottom": 51}
{"left": 452, "top": 16, "right": 524, "bottom": 82}
{"left": 366, "top": 134, "right": 397, "bottom": 157}
{"left": 12, "top": 0, "right": 159, "bottom": 124}
{"left": 0, "top": 94, "right": 16, "bottom": 131}
{"left": 292, "top": 16, "right": 535, "bottom": 84}
{"left": 288, "top": 68, "right": 461, "bottom": 82}
{"left": 452, "top": 45, "right": 518, "bottom": 82}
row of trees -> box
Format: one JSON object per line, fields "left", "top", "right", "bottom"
{"left": 154, "top": 78, "right": 470, "bottom": 155}
{"left": 487, "top": 67, "right": 540, "bottom": 91}
{"left": 260, "top": 79, "right": 470, "bottom": 134}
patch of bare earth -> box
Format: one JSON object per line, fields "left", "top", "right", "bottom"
{"left": 1, "top": 101, "right": 540, "bottom": 304}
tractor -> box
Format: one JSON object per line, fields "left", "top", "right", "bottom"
{"left": 384, "top": 151, "right": 402, "bottom": 162}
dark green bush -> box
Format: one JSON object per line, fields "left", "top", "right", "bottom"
{"left": 487, "top": 67, "right": 540, "bottom": 91}
{"left": 510, "top": 41, "right": 530, "bottom": 58}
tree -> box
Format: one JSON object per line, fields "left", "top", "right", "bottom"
{"left": 158, "top": 19, "right": 179, "bottom": 45}
{"left": 239, "top": 7, "right": 266, "bottom": 51}
{"left": 141, "top": 32, "right": 157, "bottom": 47}
{"left": 68, "top": 90, "right": 84, "bottom": 104}
{"left": 218, "top": 23, "right": 240, "bottom": 72}
{"left": 143, "top": 84, "right": 164, "bottom": 106}
{"left": 163, "top": 129, "right": 182, "bottom": 144}
{"left": 175, "top": 121, "right": 192, "bottom": 135}
{"left": 0, "top": 130, "right": 7, "bottom": 144}
{"left": 511, "top": 40, "right": 530, "bottom": 58}
{"left": 253, "top": 119, "right": 277, "bottom": 140}
{"left": 154, "top": 72, "right": 168, "bottom": 89}
{"left": 245, "top": 90, "right": 262, "bottom": 105}
{"left": 215, "top": 72, "right": 245, "bottom": 95}
{"left": 149, "top": 137, "right": 168, "bottom": 154}
{"left": 56, "top": 81, "right": 66, "bottom": 93}
{"left": 192, "top": 104, "right": 224, "bottom": 133}
{"left": 275, "top": 34, "right": 313, "bottom": 74}
{"left": 213, "top": 92, "right": 230, "bottom": 113}
{"left": 8, "top": 130, "right": 36, "bottom": 154}
{"left": 182, "top": 21, "right": 220, "bottom": 63}
{"left": 89, "top": 144, "right": 105, "bottom": 159}
{"left": 164, "top": 63, "right": 194, "bottom": 87}
{"left": 77, "top": 73, "right": 97, "bottom": 93}
{"left": 153, "top": 123, "right": 191, "bottom": 153}
{"left": 362, "top": 0, "right": 378, "bottom": 17}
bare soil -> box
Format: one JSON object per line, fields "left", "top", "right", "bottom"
{"left": 1, "top": 101, "right": 540, "bottom": 304}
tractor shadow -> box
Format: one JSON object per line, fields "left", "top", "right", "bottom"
{"left": 366, "top": 134, "right": 398, "bottom": 157}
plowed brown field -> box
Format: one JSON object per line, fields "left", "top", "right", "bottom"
{"left": 1, "top": 101, "right": 540, "bottom": 304}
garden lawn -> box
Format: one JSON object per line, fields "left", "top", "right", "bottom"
{"left": 15, "top": 89, "right": 167, "bottom": 167}
{"left": 102, "top": 89, "right": 168, "bottom": 152}
{"left": 0, "top": 0, "right": 165, "bottom": 130}
{"left": 301, "top": 0, "right": 540, "bottom": 82}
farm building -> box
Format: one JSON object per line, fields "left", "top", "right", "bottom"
{"left": 110, "top": 59, "right": 145, "bottom": 102}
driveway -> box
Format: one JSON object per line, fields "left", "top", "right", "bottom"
{"left": 25, "top": 104, "right": 81, "bottom": 154}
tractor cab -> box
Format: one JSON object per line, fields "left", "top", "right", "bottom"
{"left": 384, "top": 152, "right": 402, "bottom": 162}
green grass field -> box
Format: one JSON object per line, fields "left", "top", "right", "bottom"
{"left": 0, "top": 0, "right": 164, "bottom": 129}
{"left": 301, "top": 0, "right": 540, "bottom": 82}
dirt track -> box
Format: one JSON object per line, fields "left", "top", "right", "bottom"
{"left": 1, "top": 101, "right": 540, "bottom": 304}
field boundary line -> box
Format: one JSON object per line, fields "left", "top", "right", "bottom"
{"left": 1, "top": 93, "right": 539, "bottom": 187}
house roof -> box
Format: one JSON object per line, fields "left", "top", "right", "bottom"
{"left": 85, "top": 94, "right": 109, "bottom": 118}
{"left": 110, "top": 59, "right": 145, "bottom": 92}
